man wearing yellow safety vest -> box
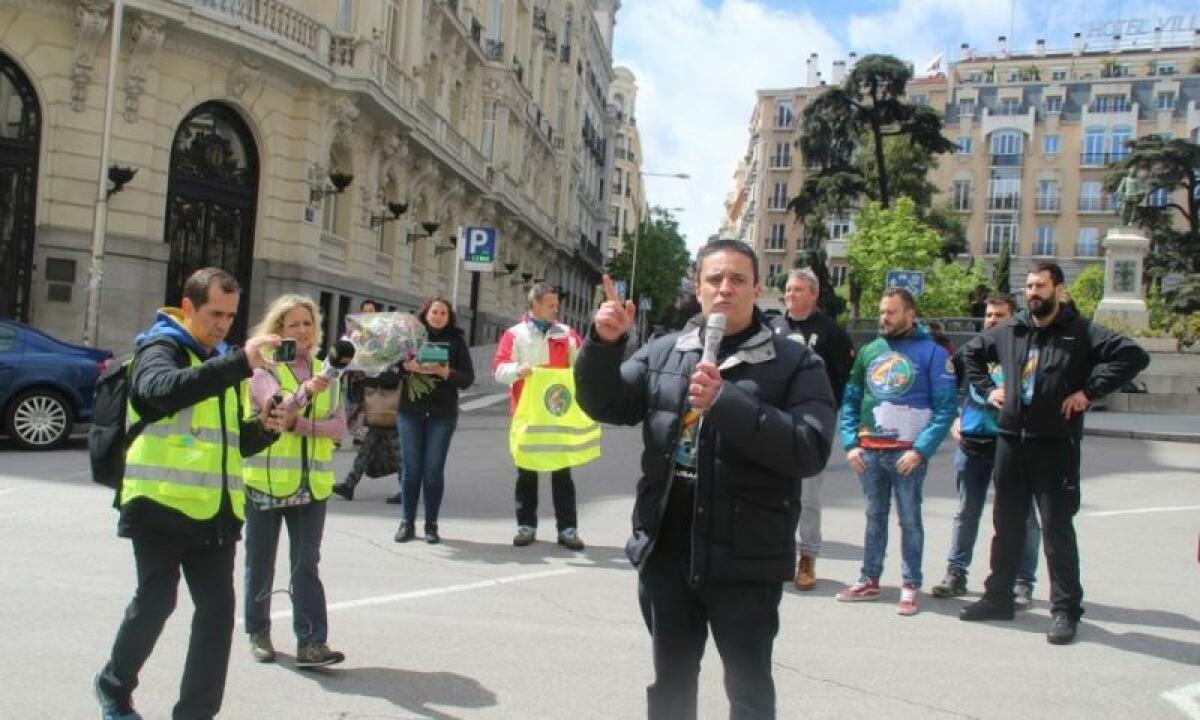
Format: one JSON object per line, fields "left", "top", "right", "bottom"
{"left": 94, "top": 268, "right": 286, "bottom": 720}
{"left": 576, "top": 241, "right": 836, "bottom": 720}
{"left": 492, "top": 281, "right": 588, "bottom": 550}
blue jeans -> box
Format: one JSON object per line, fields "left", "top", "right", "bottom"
{"left": 857, "top": 449, "right": 927, "bottom": 586}
{"left": 947, "top": 446, "right": 1040, "bottom": 584}
{"left": 243, "top": 499, "right": 329, "bottom": 646}
{"left": 397, "top": 411, "right": 458, "bottom": 527}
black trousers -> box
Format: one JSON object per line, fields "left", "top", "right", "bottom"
{"left": 983, "top": 434, "right": 1084, "bottom": 619}
{"left": 515, "top": 467, "right": 576, "bottom": 530}
{"left": 638, "top": 551, "right": 782, "bottom": 720}
{"left": 98, "top": 537, "right": 236, "bottom": 720}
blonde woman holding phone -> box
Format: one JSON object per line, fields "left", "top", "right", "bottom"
{"left": 242, "top": 294, "right": 348, "bottom": 668}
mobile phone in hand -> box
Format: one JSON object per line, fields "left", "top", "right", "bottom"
{"left": 274, "top": 338, "right": 297, "bottom": 362}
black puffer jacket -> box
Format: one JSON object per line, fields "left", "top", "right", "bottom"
{"left": 575, "top": 312, "right": 836, "bottom": 586}
{"left": 962, "top": 304, "right": 1150, "bottom": 440}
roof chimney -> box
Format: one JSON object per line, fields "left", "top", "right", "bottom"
{"left": 1152, "top": 26, "right": 1162, "bottom": 52}
{"left": 998, "top": 35, "right": 1009, "bottom": 58}
{"left": 1112, "top": 33, "right": 1121, "bottom": 52}
{"left": 806, "top": 53, "right": 819, "bottom": 86}
{"left": 1073, "top": 31, "right": 1083, "bottom": 56}
{"left": 1035, "top": 39, "right": 1046, "bottom": 57}
{"left": 961, "top": 42, "right": 972, "bottom": 60}
{"left": 831, "top": 60, "right": 847, "bottom": 84}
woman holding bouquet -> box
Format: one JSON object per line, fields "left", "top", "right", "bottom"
{"left": 242, "top": 294, "right": 347, "bottom": 667}
{"left": 394, "top": 296, "right": 475, "bottom": 544}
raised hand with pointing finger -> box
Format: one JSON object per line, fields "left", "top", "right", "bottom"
{"left": 594, "top": 274, "right": 637, "bottom": 344}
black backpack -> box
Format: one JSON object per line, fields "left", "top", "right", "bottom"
{"left": 88, "top": 338, "right": 181, "bottom": 500}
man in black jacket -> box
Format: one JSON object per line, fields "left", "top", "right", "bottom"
{"left": 576, "top": 240, "right": 835, "bottom": 720}
{"left": 769, "top": 267, "right": 854, "bottom": 590}
{"left": 958, "top": 262, "right": 1149, "bottom": 644}
{"left": 94, "top": 268, "right": 285, "bottom": 720}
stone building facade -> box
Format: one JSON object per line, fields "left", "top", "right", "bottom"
{"left": 0, "top": 0, "right": 620, "bottom": 352}
{"left": 607, "top": 65, "right": 645, "bottom": 255}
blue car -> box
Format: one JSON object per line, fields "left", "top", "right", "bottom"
{"left": 0, "top": 320, "right": 113, "bottom": 450}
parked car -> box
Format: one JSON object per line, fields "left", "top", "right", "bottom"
{"left": 0, "top": 320, "right": 113, "bottom": 450}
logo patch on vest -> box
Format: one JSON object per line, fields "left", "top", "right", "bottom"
{"left": 867, "top": 351, "right": 916, "bottom": 399}
{"left": 543, "top": 384, "right": 573, "bottom": 417}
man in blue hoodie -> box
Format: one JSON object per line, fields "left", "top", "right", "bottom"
{"left": 94, "top": 268, "right": 285, "bottom": 720}
{"left": 836, "top": 288, "right": 958, "bottom": 616}
{"left": 930, "top": 293, "right": 1041, "bottom": 605}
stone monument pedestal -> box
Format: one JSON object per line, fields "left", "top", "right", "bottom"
{"left": 1094, "top": 226, "right": 1149, "bottom": 331}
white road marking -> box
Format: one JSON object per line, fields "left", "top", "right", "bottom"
{"left": 1085, "top": 504, "right": 1200, "bottom": 518}
{"left": 459, "top": 392, "right": 509, "bottom": 412}
{"left": 251, "top": 567, "right": 578, "bottom": 623}
{"left": 1163, "top": 682, "right": 1200, "bottom": 720}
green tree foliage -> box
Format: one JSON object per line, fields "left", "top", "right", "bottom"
{"left": 604, "top": 207, "right": 691, "bottom": 324}
{"left": 1103, "top": 134, "right": 1200, "bottom": 312}
{"left": 923, "top": 204, "right": 968, "bottom": 260}
{"left": 992, "top": 240, "right": 1011, "bottom": 294}
{"left": 916, "top": 260, "right": 989, "bottom": 317}
{"left": 845, "top": 198, "right": 943, "bottom": 313}
{"left": 1068, "top": 264, "right": 1105, "bottom": 319}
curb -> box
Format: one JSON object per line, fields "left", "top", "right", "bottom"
{"left": 1083, "top": 427, "right": 1200, "bottom": 443}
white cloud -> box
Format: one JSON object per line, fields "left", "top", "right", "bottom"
{"left": 614, "top": 0, "right": 844, "bottom": 252}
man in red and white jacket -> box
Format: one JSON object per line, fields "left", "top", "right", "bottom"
{"left": 492, "top": 282, "right": 586, "bottom": 550}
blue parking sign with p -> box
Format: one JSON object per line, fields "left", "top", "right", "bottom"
{"left": 462, "top": 226, "right": 497, "bottom": 271}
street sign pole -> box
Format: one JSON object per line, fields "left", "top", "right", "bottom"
{"left": 451, "top": 225, "right": 463, "bottom": 308}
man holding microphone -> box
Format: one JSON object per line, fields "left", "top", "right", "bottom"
{"left": 575, "top": 240, "right": 835, "bottom": 719}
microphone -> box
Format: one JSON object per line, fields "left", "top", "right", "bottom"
{"left": 700, "top": 313, "right": 726, "bottom": 366}
{"left": 279, "top": 340, "right": 356, "bottom": 412}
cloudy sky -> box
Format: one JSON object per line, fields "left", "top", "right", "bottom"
{"left": 612, "top": 0, "right": 1198, "bottom": 252}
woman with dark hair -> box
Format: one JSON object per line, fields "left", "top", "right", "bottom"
{"left": 394, "top": 296, "right": 475, "bottom": 544}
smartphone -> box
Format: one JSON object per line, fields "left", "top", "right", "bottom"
{"left": 274, "top": 338, "right": 297, "bottom": 362}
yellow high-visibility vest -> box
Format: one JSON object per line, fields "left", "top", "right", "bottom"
{"left": 121, "top": 349, "right": 245, "bottom": 520}
{"left": 509, "top": 367, "right": 601, "bottom": 471}
{"left": 241, "top": 359, "right": 338, "bottom": 500}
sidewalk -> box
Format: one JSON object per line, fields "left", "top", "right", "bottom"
{"left": 1084, "top": 411, "right": 1200, "bottom": 443}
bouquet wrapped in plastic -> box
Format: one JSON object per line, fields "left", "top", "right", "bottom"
{"left": 343, "top": 312, "right": 427, "bottom": 375}
{"left": 342, "top": 312, "right": 436, "bottom": 401}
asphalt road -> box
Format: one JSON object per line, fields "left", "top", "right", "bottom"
{"left": 1, "top": 395, "right": 1197, "bottom": 719}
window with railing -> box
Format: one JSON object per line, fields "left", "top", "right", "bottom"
{"left": 987, "top": 176, "right": 1021, "bottom": 211}
{"left": 967, "top": 71, "right": 983, "bottom": 83}
{"left": 1079, "top": 181, "right": 1103, "bottom": 211}
{"left": 998, "top": 98, "right": 1022, "bottom": 115}
{"left": 828, "top": 216, "right": 853, "bottom": 240}
{"left": 1081, "top": 129, "right": 1106, "bottom": 165}
{"left": 1050, "top": 68, "right": 1067, "bottom": 81}
{"left": 1091, "top": 95, "right": 1131, "bottom": 112}
{"left": 990, "top": 130, "right": 1023, "bottom": 166}
{"left": 958, "top": 99, "right": 976, "bottom": 117}
{"left": 1034, "top": 225, "right": 1056, "bottom": 256}
{"left": 1044, "top": 96, "right": 1063, "bottom": 114}
{"left": 984, "top": 223, "right": 1017, "bottom": 255}
{"left": 775, "top": 100, "right": 794, "bottom": 128}
{"left": 1076, "top": 227, "right": 1100, "bottom": 257}
{"left": 1043, "top": 134, "right": 1060, "bottom": 154}
{"left": 953, "top": 180, "right": 971, "bottom": 211}
{"left": 1155, "top": 61, "right": 1177, "bottom": 76}
{"left": 1036, "top": 180, "right": 1060, "bottom": 211}
{"left": 1157, "top": 92, "right": 1176, "bottom": 110}
{"left": 1110, "top": 126, "right": 1132, "bottom": 161}
{"left": 768, "top": 182, "right": 789, "bottom": 210}
{"left": 770, "top": 142, "right": 791, "bottom": 168}
{"left": 766, "top": 224, "right": 786, "bottom": 251}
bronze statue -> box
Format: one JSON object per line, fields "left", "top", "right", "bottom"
{"left": 1115, "top": 166, "right": 1150, "bottom": 226}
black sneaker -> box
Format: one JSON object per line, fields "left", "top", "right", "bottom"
{"left": 385, "top": 492, "right": 403, "bottom": 505}
{"left": 394, "top": 520, "right": 415, "bottom": 543}
{"left": 1013, "top": 582, "right": 1034, "bottom": 610}
{"left": 930, "top": 570, "right": 967, "bottom": 598}
{"left": 94, "top": 673, "right": 143, "bottom": 720}
{"left": 1047, "top": 612, "right": 1078, "bottom": 645}
{"left": 424, "top": 524, "right": 440, "bottom": 544}
{"left": 296, "top": 643, "right": 345, "bottom": 668}
{"left": 959, "top": 598, "right": 1015, "bottom": 622}
{"left": 331, "top": 481, "right": 355, "bottom": 501}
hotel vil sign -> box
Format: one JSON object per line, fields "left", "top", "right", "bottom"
{"left": 1086, "top": 14, "right": 1200, "bottom": 38}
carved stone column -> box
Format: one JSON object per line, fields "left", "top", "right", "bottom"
{"left": 123, "top": 14, "right": 166, "bottom": 123}
{"left": 71, "top": 0, "right": 113, "bottom": 112}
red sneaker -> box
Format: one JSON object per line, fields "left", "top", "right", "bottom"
{"left": 836, "top": 578, "right": 881, "bottom": 602}
{"left": 897, "top": 583, "right": 920, "bottom": 616}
